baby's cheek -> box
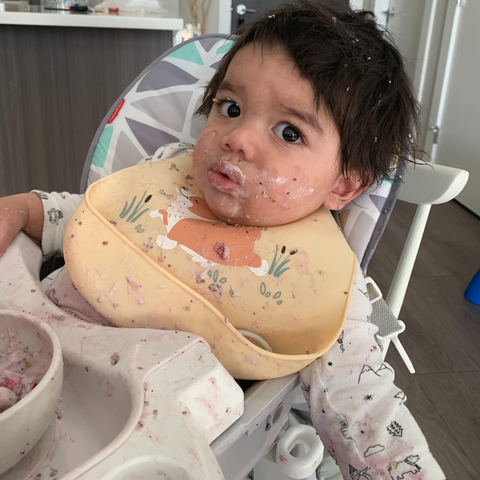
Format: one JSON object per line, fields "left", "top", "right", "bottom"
{"left": 265, "top": 181, "right": 294, "bottom": 207}
{"left": 191, "top": 156, "right": 204, "bottom": 190}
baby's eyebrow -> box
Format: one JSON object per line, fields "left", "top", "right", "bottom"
{"left": 217, "top": 80, "right": 240, "bottom": 96}
{"left": 281, "top": 106, "right": 324, "bottom": 135}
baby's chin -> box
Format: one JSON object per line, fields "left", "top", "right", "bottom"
{"left": 203, "top": 198, "right": 253, "bottom": 226}
{"left": 203, "top": 189, "right": 306, "bottom": 227}
{"left": 206, "top": 203, "right": 246, "bottom": 225}
{"left": 206, "top": 202, "right": 277, "bottom": 227}
{"left": 203, "top": 190, "right": 241, "bottom": 220}
{"left": 208, "top": 204, "right": 317, "bottom": 227}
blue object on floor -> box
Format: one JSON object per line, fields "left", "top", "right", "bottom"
{"left": 465, "top": 269, "right": 480, "bottom": 305}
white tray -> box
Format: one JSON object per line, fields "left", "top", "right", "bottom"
{"left": 0, "top": 234, "right": 244, "bottom": 479}
{"left": 0, "top": 234, "right": 306, "bottom": 480}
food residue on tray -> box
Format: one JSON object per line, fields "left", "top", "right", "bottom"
{"left": 0, "top": 328, "right": 51, "bottom": 413}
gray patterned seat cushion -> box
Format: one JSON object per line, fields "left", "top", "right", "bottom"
{"left": 81, "top": 35, "right": 233, "bottom": 188}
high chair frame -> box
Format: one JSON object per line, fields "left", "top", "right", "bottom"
{"left": 0, "top": 34, "right": 468, "bottom": 480}
{"left": 78, "top": 32, "right": 469, "bottom": 479}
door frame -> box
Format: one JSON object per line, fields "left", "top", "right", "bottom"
{"left": 419, "top": 0, "right": 463, "bottom": 160}
{"left": 218, "top": 0, "right": 232, "bottom": 34}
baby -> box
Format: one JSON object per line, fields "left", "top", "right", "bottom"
{"left": 0, "top": 1, "right": 445, "bottom": 478}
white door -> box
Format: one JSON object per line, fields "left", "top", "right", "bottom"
{"left": 354, "top": 1, "right": 432, "bottom": 144}
{"left": 425, "top": 0, "right": 480, "bottom": 215}
{"left": 360, "top": 1, "right": 479, "bottom": 215}
{"left": 378, "top": 0, "right": 426, "bottom": 82}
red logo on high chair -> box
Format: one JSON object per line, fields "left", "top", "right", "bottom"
{"left": 107, "top": 99, "right": 125, "bottom": 124}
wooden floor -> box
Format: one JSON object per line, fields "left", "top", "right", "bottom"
{"left": 368, "top": 199, "right": 480, "bottom": 480}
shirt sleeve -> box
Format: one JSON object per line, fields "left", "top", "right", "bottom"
{"left": 31, "top": 191, "right": 83, "bottom": 258}
{"left": 299, "top": 265, "right": 445, "bottom": 480}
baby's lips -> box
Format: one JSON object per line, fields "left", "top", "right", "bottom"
{"left": 218, "top": 160, "right": 246, "bottom": 185}
{"left": 207, "top": 169, "right": 240, "bottom": 192}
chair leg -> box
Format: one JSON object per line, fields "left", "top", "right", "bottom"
{"left": 386, "top": 203, "right": 432, "bottom": 317}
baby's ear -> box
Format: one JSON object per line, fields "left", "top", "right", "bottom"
{"left": 324, "top": 173, "right": 365, "bottom": 210}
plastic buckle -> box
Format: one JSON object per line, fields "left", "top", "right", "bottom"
{"left": 364, "top": 277, "right": 415, "bottom": 374}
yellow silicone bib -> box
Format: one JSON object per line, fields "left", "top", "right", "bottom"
{"left": 64, "top": 155, "right": 356, "bottom": 379}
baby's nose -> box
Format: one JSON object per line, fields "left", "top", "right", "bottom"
{"left": 221, "top": 125, "right": 259, "bottom": 161}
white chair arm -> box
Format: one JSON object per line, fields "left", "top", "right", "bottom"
{"left": 398, "top": 162, "right": 469, "bottom": 205}
{"left": 387, "top": 163, "right": 469, "bottom": 318}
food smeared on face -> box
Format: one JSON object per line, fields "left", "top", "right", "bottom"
{"left": 193, "top": 44, "right": 345, "bottom": 227}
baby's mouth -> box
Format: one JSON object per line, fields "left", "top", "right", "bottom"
{"left": 207, "top": 162, "right": 245, "bottom": 193}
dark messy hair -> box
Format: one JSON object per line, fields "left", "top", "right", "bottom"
{"left": 196, "top": 0, "right": 421, "bottom": 187}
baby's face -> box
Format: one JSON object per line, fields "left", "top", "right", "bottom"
{"left": 193, "top": 44, "right": 346, "bottom": 227}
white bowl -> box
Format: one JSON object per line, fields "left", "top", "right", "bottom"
{"left": 0, "top": 311, "right": 63, "bottom": 475}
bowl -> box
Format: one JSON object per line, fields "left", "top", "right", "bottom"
{"left": 0, "top": 310, "right": 63, "bottom": 475}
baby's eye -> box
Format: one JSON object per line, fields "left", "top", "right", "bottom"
{"left": 220, "top": 101, "right": 241, "bottom": 118}
{"left": 273, "top": 123, "right": 303, "bottom": 143}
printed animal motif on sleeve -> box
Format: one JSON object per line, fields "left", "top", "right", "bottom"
{"left": 48, "top": 208, "right": 63, "bottom": 225}
{"left": 387, "top": 455, "right": 421, "bottom": 480}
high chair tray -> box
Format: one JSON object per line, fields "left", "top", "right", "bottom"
{"left": 0, "top": 234, "right": 244, "bottom": 480}
{"left": 1, "top": 328, "right": 242, "bottom": 480}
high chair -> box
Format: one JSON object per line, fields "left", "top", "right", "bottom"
{"left": 0, "top": 35, "right": 468, "bottom": 480}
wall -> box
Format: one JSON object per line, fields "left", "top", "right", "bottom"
{"left": 179, "top": 0, "right": 230, "bottom": 35}
{"left": 426, "top": 0, "right": 480, "bottom": 215}
{"left": 350, "top": 0, "right": 447, "bottom": 151}
{"left": 412, "top": 0, "right": 448, "bottom": 151}
{"left": 162, "top": 0, "right": 179, "bottom": 16}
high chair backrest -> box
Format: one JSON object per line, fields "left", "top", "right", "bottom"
{"left": 80, "top": 34, "right": 402, "bottom": 271}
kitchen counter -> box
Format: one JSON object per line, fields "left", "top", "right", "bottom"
{"left": 0, "top": 5, "right": 183, "bottom": 197}
{"left": 0, "top": 5, "right": 183, "bottom": 30}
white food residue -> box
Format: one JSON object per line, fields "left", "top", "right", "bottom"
{"left": 126, "top": 276, "right": 146, "bottom": 306}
